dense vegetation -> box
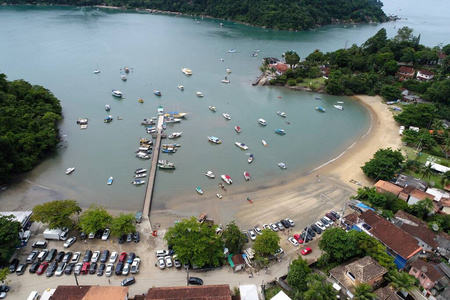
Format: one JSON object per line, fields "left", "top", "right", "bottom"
{"left": 5, "top": 0, "right": 387, "bottom": 31}
{"left": 0, "top": 73, "right": 62, "bottom": 183}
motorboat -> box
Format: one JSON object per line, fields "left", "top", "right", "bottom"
{"left": 252, "top": 52, "right": 258, "bottom": 57}
{"left": 258, "top": 119, "right": 267, "bottom": 126}
{"left": 278, "top": 163, "right": 287, "bottom": 169}
{"left": 107, "top": 176, "right": 114, "bottom": 185}
{"left": 132, "top": 179, "right": 145, "bottom": 186}
{"left": 105, "top": 105, "right": 110, "bottom": 111}
{"left": 262, "top": 140, "right": 268, "bottom": 147}
{"left": 164, "top": 117, "right": 182, "bottom": 123}
{"left": 138, "top": 98, "right": 144, "bottom": 103}
{"left": 154, "top": 90, "right": 162, "bottom": 96}
{"left": 65, "top": 167, "right": 75, "bottom": 175}
{"left": 121, "top": 75, "right": 127, "bottom": 81}
{"left": 158, "top": 160, "right": 175, "bottom": 169}
{"left": 277, "top": 111, "right": 286, "bottom": 117}
{"left": 135, "top": 168, "right": 147, "bottom": 174}
{"left": 196, "top": 92, "right": 203, "bottom": 97}
{"left": 136, "top": 152, "right": 150, "bottom": 159}
{"left": 104, "top": 115, "right": 113, "bottom": 123}
{"left": 135, "top": 173, "right": 146, "bottom": 178}
{"left": 93, "top": 69, "right": 100, "bottom": 74}
{"left": 337, "top": 101, "right": 344, "bottom": 104}
{"left": 146, "top": 127, "right": 156, "bottom": 134}
{"left": 248, "top": 154, "right": 254, "bottom": 163}
{"left": 243, "top": 171, "right": 251, "bottom": 181}
{"left": 228, "top": 49, "right": 236, "bottom": 53}
{"left": 124, "top": 67, "right": 130, "bottom": 73}
{"left": 226, "top": 69, "right": 232, "bottom": 73}
{"left": 205, "top": 171, "right": 215, "bottom": 178}
{"left": 158, "top": 105, "right": 164, "bottom": 115}
{"left": 178, "top": 85, "right": 184, "bottom": 91}
{"left": 274, "top": 129, "right": 286, "bottom": 135}
{"left": 112, "top": 90, "right": 122, "bottom": 98}
{"left": 141, "top": 118, "right": 156, "bottom": 125}
{"left": 333, "top": 105, "right": 344, "bottom": 110}
{"left": 207, "top": 136, "right": 222, "bottom": 144}
{"left": 77, "top": 118, "right": 88, "bottom": 125}
{"left": 223, "top": 113, "right": 231, "bottom": 120}
{"left": 162, "top": 143, "right": 181, "bottom": 148}
{"left": 209, "top": 106, "right": 216, "bottom": 112}
{"left": 316, "top": 106, "right": 326, "bottom": 112}
{"left": 182, "top": 68, "right": 192, "bottom": 75}
{"left": 216, "top": 194, "right": 223, "bottom": 199}
{"left": 162, "top": 147, "right": 177, "bottom": 153}
{"left": 235, "top": 126, "right": 241, "bottom": 133}
{"left": 196, "top": 186, "right": 204, "bottom": 195}
{"left": 221, "top": 174, "right": 233, "bottom": 184}
{"left": 315, "top": 97, "right": 321, "bottom": 100}
{"left": 221, "top": 79, "right": 230, "bottom": 83}
{"left": 168, "top": 132, "right": 182, "bottom": 139}
{"left": 235, "top": 142, "right": 248, "bottom": 150}
{"left": 165, "top": 112, "right": 188, "bottom": 118}
{"left": 140, "top": 139, "right": 153, "bottom": 145}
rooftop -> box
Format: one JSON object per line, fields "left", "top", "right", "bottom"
{"left": 418, "top": 69, "right": 435, "bottom": 76}
{"left": 409, "top": 189, "right": 435, "bottom": 201}
{"left": 345, "top": 256, "right": 387, "bottom": 282}
{"left": 145, "top": 285, "right": 232, "bottom": 300}
{"left": 374, "top": 180, "right": 403, "bottom": 196}
{"left": 395, "top": 174, "right": 427, "bottom": 191}
{"left": 394, "top": 211, "right": 438, "bottom": 249}
{"left": 397, "top": 66, "right": 415, "bottom": 74}
{"left": 49, "top": 286, "right": 129, "bottom": 300}
{"left": 411, "top": 259, "right": 445, "bottom": 282}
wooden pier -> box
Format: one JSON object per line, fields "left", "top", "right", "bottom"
{"left": 142, "top": 115, "right": 164, "bottom": 218}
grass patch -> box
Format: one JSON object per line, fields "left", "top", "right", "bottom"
{"left": 297, "top": 77, "right": 325, "bottom": 89}
{"left": 402, "top": 146, "right": 449, "bottom": 165}
{"left": 264, "top": 286, "right": 282, "bottom": 299}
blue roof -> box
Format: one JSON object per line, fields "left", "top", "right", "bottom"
{"left": 356, "top": 203, "right": 375, "bottom": 212}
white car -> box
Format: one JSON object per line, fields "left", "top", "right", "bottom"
{"left": 315, "top": 221, "right": 326, "bottom": 231}
{"left": 122, "top": 262, "right": 130, "bottom": 275}
{"left": 130, "top": 258, "right": 140, "bottom": 274}
{"left": 323, "top": 216, "right": 334, "bottom": 225}
{"left": 165, "top": 256, "right": 173, "bottom": 268}
{"left": 262, "top": 224, "right": 271, "bottom": 231}
{"left": 155, "top": 250, "right": 169, "bottom": 257}
{"left": 109, "top": 252, "right": 118, "bottom": 263}
{"left": 105, "top": 263, "right": 114, "bottom": 277}
{"left": 158, "top": 257, "right": 165, "bottom": 269}
{"left": 254, "top": 227, "right": 262, "bottom": 235}
{"left": 286, "top": 218, "right": 295, "bottom": 227}
{"left": 55, "top": 262, "right": 66, "bottom": 276}
{"left": 102, "top": 229, "right": 110, "bottom": 241}
{"left": 248, "top": 229, "right": 257, "bottom": 241}
{"left": 63, "top": 236, "right": 76, "bottom": 248}
{"left": 269, "top": 223, "right": 278, "bottom": 232}
{"left": 91, "top": 251, "right": 100, "bottom": 263}
{"left": 288, "top": 237, "right": 299, "bottom": 247}
{"left": 71, "top": 252, "right": 80, "bottom": 263}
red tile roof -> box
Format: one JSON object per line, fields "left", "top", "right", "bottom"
{"left": 231, "top": 254, "right": 245, "bottom": 266}
{"left": 397, "top": 66, "right": 415, "bottom": 74}
{"left": 418, "top": 69, "right": 435, "bottom": 76}
{"left": 394, "top": 211, "right": 438, "bottom": 249}
{"left": 375, "top": 180, "right": 403, "bottom": 196}
{"left": 410, "top": 189, "right": 434, "bottom": 201}
{"left": 146, "top": 285, "right": 232, "bottom": 300}
{"left": 49, "top": 286, "right": 129, "bottom": 300}
{"left": 360, "top": 210, "right": 421, "bottom": 259}
{"left": 411, "top": 259, "right": 445, "bottom": 282}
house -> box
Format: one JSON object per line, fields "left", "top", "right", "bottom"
{"left": 439, "top": 197, "right": 450, "bottom": 214}
{"left": 374, "top": 286, "right": 401, "bottom": 300}
{"left": 425, "top": 161, "right": 450, "bottom": 174}
{"left": 409, "top": 259, "right": 448, "bottom": 297}
{"left": 329, "top": 256, "right": 388, "bottom": 297}
{"left": 228, "top": 254, "right": 246, "bottom": 272}
{"left": 374, "top": 180, "right": 403, "bottom": 197}
{"left": 436, "top": 231, "right": 450, "bottom": 259}
{"left": 395, "top": 174, "right": 428, "bottom": 192}
{"left": 398, "top": 185, "right": 416, "bottom": 202}
{"left": 239, "top": 285, "right": 260, "bottom": 300}
{"left": 145, "top": 285, "right": 232, "bottom": 300}
{"left": 393, "top": 211, "right": 438, "bottom": 251}
{"left": 416, "top": 69, "right": 435, "bottom": 81}
{"left": 407, "top": 189, "right": 435, "bottom": 205}
{"left": 49, "top": 286, "right": 129, "bottom": 300}
{"left": 358, "top": 210, "right": 422, "bottom": 269}
{"left": 438, "top": 53, "right": 447, "bottom": 65}
{"left": 396, "top": 66, "right": 415, "bottom": 81}
{"left": 268, "top": 63, "right": 289, "bottom": 75}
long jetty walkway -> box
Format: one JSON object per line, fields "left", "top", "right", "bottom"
{"left": 142, "top": 115, "right": 164, "bottom": 219}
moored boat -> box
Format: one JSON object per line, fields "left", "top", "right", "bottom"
{"left": 136, "top": 152, "right": 150, "bottom": 159}
{"left": 216, "top": 194, "right": 223, "bottom": 199}
{"left": 65, "top": 167, "right": 75, "bottom": 175}
{"left": 182, "top": 68, "right": 192, "bottom": 75}
{"left": 141, "top": 118, "right": 156, "bottom": 125}
{"left": 243, "top": 171, "right": 251, "bottom": 181}
{"left": 277, "top": 111, "right": 286, "bottom": 117}
{"left": 138, "top": 98, "right": 144, "bottom": 103}
{"left": 262, "top": 140, "right": 268, "bottom": 147}
{"left": 315, "top": 97, "right": 321, "bottom": 100}
{"left": 316, "top": 106, "right": 326, "bottom": 112}
{"left": 164, "top": 117, "right": 182, "bottom": 123}
{"left": 205, "top": 171, "right": 215, "bottom": 178}
{"left": 132, "top": 179, "right": 145, "bottom": 185}
{"left": 207, "top": 136, "right": 222, "bottom": 144}
{"left": 228, "top": 49, "right": 236, "bottom": 53}
{"left": 104, "top": 115, "right": 113, "bottom": 123}
{"left": 135, "top": 168, "right": 147, "bottom": 174}
{"left": 221, "top": 79, "right": 230, "bottom": 83}
{"left": 105, "top": 105, "right": 110, "bottom": 111}
{"left": 196, "top": 92, "right": 203, "bottom": 97}
{"left": 209, "top": 105, "right": 216, "bottom": 112}
{"left": 165, "top": 112, "right": 188, "bottom": 118}
{"left": 223, "top": 113, "right": 231, "bottom": 120}
{"left": 124, "top": 67, "right": 130, "bottom": 73}
{"left": 112, "top": 90, "right": 122, "bottom": 98}
{"left": 121, "top": 75, "right": 127, "bottom": 81}
{"left": 333, "top": 105, "right": 344, "bottom": 110}
{"left": 158, "top": 160, "right": 175, "bottom": 169}
{"left": 226, "top": 68, "right": 232, "bottom": 73}
{"left": 93, "top": 69, "right": 100, "bottom": 74}
{"left": 235, "top": 126, "right": 241, "bottom": 133}
{"left": 221, "top": 174, "right": 233, "bottom": 184}
{"left": 135, "top": 173, "right": 147, "bottom": 178}
{"left": 258, "top": 119, "right": 267, "bottom": 126}
{"left": 278, "top": 162, "right": 287, "bottom": 169}
{"left": 248, "top": 154, "right": 254, "bottom": 163}
{"left": 162, "top": 147, "right": 177, "bottom": 153}
{"left": 107, "top": 176, "right": 114, "bottom": 185}
{"left": 154, "top": 90, "right": 162, "bottom": 96}
{"left": 168, "top": 132, "right": 182, "bottom": 139}
{"left": 274, "top": 129, "right": 286, "bottom": 135}
{"left": 196, "top": 186, "right": 203, "bottom": 195}
{"left": 235, "top": 142, "right": 248, "bottom": 150}
{"left": 178, "top": 85, "right": 184, "bottom": 91}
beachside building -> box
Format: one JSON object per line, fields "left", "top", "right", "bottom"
{"left": 228, "top": 254, "right": 246, "bottom": 272}
{"left": 393, "top": 211, "right": 438, "bottom": 252}
{"left": 416, "top": 69, "right": 435, "bottom": 81}
{"left": 395, "top": 174, "right": 428, "bottom": 192}
{"left": 407, "top": 189, "right": 435, "bottom": 206}
{"left": 409, "top": 259, "right": 449, "bottom": 297}
{"left": 398, "top": 185, "right": 417, "bottom": 202}
{"left": 268, "top": 62, "right": 289, "bottom": 75}
{"left": 49, "top": 285, "right": 129, "bottom": 300}
{"left": 145, "top": 285, "right": 233, "bottom": 300}
{"left": 396, "top": 66, "right": 415, "bottom": 81}
{"left": 374, "top": 180, "right": 403, "bottom": 197}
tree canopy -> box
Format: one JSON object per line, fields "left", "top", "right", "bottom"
{"left": 78, "top": 204, "right": 112, "bottom": 234}
{"left": 394, "top": 104, "right": 439, "bottom": 128}
{"left": 31, "top": 199, "right": 82, "bottom": 229}
{"left": 0, "top": 215, "right": 21, "bottom": 264}
{"left": 252, "top": 229, "right": 280, "bottom": 258}
{"left": 361, "top": 148, "right": 404, "bottom": 181}
{"left": 110, "top": 213, "right": 136, "bottom": 237}
{"left": 222, "top": 221, "right": 247, "bottom": 255}
{"left": 286, "top": 257, "right": 311, "bottom": 292}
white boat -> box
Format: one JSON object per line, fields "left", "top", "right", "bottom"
{"left": 107, "top": 176, "right": 114, "bottom": 185}
{"left": 196, "top": 92, "right": 204, "bottom": 97}
{"left": 243, "top": 171, "right": 251, "bottom": 181}
{"left": 333, "top": 105, "right": 344, "bottom": 110}
{"left": 262, "top": 140, "right": 268, "bottom": 147}
{"left": 136, "top": 152, "right": 150, "bottom": 159}
{"left": 65, "top": 167, "right": 75, "bottom": 175}
{"left": 235, "top": 142, "right": 248, "bottom": 150}
{"left": 135, "top": 173, "right": 147, "bottom": 178}
{"left": 221, "top": 79, "right": 230, "bottom": 83}
{"left": 235, "top": 126, "right": 241, "bottom": 133}
{"left": 135, "top": 168, "right": 147, "bottom": 174}
{"left": 105, "top": 105, "right": 110, "bottom": 111}
{"left": 165, "top": 112, "right": 188, "bottom": 118}
{"left": 178, "top": 85, "right": 184, "bottom": 91}
{"left": 277, "top": 111, "right": 286, "bottom": 117}
{"left": 228, "top": 49, "right": 236, "bottom": 53}
{"left": 221, "top": 174, "right": 233, "bottom": 184}
{"left": 93, "top": 69, "right": 100, "bottom": 74}
{"left": 337, "top": 101, "right": 344, "bottom": 104}
{"left": 223, "top": 113, "right": 231, "bottom": 120}
{"left": 112, "top": 90, "right": 122, "bottom": 98}
{"left": 121, "top": 75, "right": 127, "bottom": 81}
{"left": 216, "top": 194, "right": 223, "bottom": 199}
{"left": 158, "top": 105, "right": 164, "bottom": 115}
{"left": 168, "top": 132, "right": 182, "bottom": 139}
{"left": 205, "top": 171, "right": 215, "bottom": 178}
{"left": 278, "top": 163, "right": 287, "bottom": 169}
{"left": 196, "top": 186, "right": 203, "bottom": 195}
{"left": 132, "top": 179, "right": 145, "bottom": 185}
{"left": 182, "top": 68, "right": 192, "bottom": 75}
{"left": 208, "top": 106, "right": 216, "bottom": 112}
{"left": 258, "top": 119, "right": 267, "bottom": 126}
{"left": 248, "top": 154, "right": 254, "bottom": 163}
{"left": 141, "top": 118, "right": 156, "bottom": 125}
{"left": 226, "top": 69, "right": 232, "bottom": 73}
{"left": 164, "top": 117, "right": 182, "bottom": 123}
{"left": 207, "top": 136, "right": 222, "bottom": 144}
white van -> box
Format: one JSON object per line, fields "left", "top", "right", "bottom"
{"left": 27, "top": 291, "right": 39, "bottom": 300}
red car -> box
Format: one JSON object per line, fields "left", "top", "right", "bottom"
{"left": 119, "top": 252, "right": 127, "bottom": 263}
{"left": 301, "top": 247, "right": 312, "bottom": 255}
{"left": 36, "top": 262, "right": 49, "bottom": 275}
{"left": 293, "top": 234, "right": 304, "bottom": 244}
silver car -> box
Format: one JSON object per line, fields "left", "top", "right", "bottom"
{"left": 158, "top": 257, "right": 165, "bottom": 269}
{"left": 91, "top": 251, "right": 100, "bottom": 263}
{"left": 122, "top": 262, "right": 130, "bottom": 275}
{"left": 165, "top": 256, "right": 173, "bottom": 268}
{"left": 105, "top": 263, "right": 114, "bottom": 277}
{"left": 130, "top": 258, "right": 140, "bottom": 274}
{"left": 109, "top": 252, "right": 118, "bottom": 263}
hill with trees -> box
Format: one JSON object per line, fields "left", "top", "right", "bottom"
{"left": 4, "top": 0, "right": 388, "bottom": 31}
{"left": 0, "top": 73, "right": 62, "bottom": 183}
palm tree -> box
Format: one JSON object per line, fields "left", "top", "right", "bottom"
{"left": 421, "top": 163, "right": 434, "bottom": 180}
{"left": 353, "top": 283, "right": 376, "bottom": 300}
{"left": 386, "top": 270, "right": 417, "bottom": 295}
{"left": 440, "top": 171, "right": 450, "bottom": 187}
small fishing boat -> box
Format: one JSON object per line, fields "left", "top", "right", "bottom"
{"left": 337, "top": 101, "right": 344, "bottom": 104}
{"left": 135, "top": 168, "right": 147, "bottom": 174}
{"left": 258, "top": 119, "right": 267, "bottom": 126}
{"left": 262, "top": 140, "right": 268, "bottom": 147}
{"left": 205, "top": 171, "right": 215, "bottom": 178}
{"left": 154, "top": 90, "right": 162, "bottom": 96}
{"left": 158, "top": 160, "right": 175, "bottom": 169}
{"left": 138, "top": 98, "right": 144, "bottom": 103}
{"left": 121, "top": 75, "right": 127, "bottom": 81}
{"left": 132, "top": 179, "right": 145, "bottom": 185}
{"left": 226, "top": 68, "right": 232, "bottom": 73}
{"left": 274, "top": 129, "right": 286, "bottom": 135}
{"left": 315, "top": 97, "right": 321, "bottom": 100}
{"left": 252, "top": 52, "right": 258, "bottom": 57}
{"left": 209, "top": 105, "right": 216, "bottom": 112}
{"left": 93, "top": 69, "right": 100, "bottom": 74}
{"left": 277, "top": 111, "right": 286, "bottom": 117}
{"left": 333, "top": 105, "right": 344, "bottom": 110}
{"left": 207, "top": 136, "right": 222, "bottom": 144}
{"left": 141, "top": 118, "right": 155, "bottom": 125}
{"left": 178, "top": 85, "right": 184, "bottom": 91}
{"left": 248, "top": 154, "right": 254, "bottom": 163}
{"left": 196, "top": 186, "right": 204, "bottom": 195}
{"left": 164, "top": 117, "right": 182, "bottom": 123}
{"left": 182, "top": 68, "right": 192, "bottom": 75}
{"left": 136, "top": 152, "right": 150, "bottom": 159}
{"left": 235, "top": 142, "right": 248, "bottom": 150}
{"left": 168, "top": 132, "right": 182, "bottom": 139}
{"left": 104, "top": 115, "right": 113, "bottom": 123}
{"left": 105, "top": 105, "right": 110, "bottom": 111}
{"left": 162, "top": 148, "right": 177, "bottom": 153}
{"left": 112, "top": 90, "right": 122, "bottom": 98}
{"left": 221, "top": 174, "right": 233, "bottom": 184}
{"left": 235, "top": 126, "right": 241, "bottom": 133}
{"left": 216, "top": 194, "right": 223, "bottom": 199}
{"left": 107, "top": 176, "right": 114, "bottom": 185}
{"left": 221, "top": 79, "right": 230, "bottom": 83}
{"left": 223, "top": 113, "right": 231, "bottom": 120}
{"left": 196, "top": 92, "right": 204, "bottom": 97}
{"left": 243, "top": 171, "right": 251, "bottom": 181}
{"left": 228, "top": 49, "right": 236, "bottom": 53}
{"left": 135, "top": 173, "right": 147, "bottom": 178}
{"left": 278, "top": 163, "right": 287, "bottom": 169}
{"left": 124, "top": 67, "right": 130, "bottom": 73}
{"left": 316, "top": 106, "right": 326, "bottom": 112}
{"left": 162, "top": 143, "right": 181, "bottom": 148}
{"left": 165, "top": 112, "right": 188, "bottom": 118}
{"left": 65, "top": 167, "right": 75, "bottom": 175}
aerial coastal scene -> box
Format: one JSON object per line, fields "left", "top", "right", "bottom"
{"left": 0, "top": 0, "right": 450, "bottom": 299}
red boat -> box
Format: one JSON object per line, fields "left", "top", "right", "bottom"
{"left": 221, "top": 174, "right": 233, "bottom": 185}
{"left": 243, "top": 171, "right": 251, "bottom": 181}
{"left": 235, "top": 126, "right": 241, "bottom": 133}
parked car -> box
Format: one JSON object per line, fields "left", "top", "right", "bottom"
{"left": 121, "top": 277, "right": 136, "bottom": 286}
{"left": 311, "top": 224, "right": 322, "bottom": 234}
{"left": 301, "top": 247, "right": 313, "bottom": 255}
{"left": 80, "top": 231, "right": 86, "bottom": 239}
{"left": 16, "top": 263, "right": 27, "bottom": 275}
{"left": 29, "top": 262, "right": 40, "bottom": 274}
{"left": 158, "top": 257, "right": 165, "bottom": 269}
{"left": 32, "top": 241, "right": 47, "bottom": 249}
{"left": 64, "top": 263, "right": 75, "bottom": 275}
{"left": 315, "top": 221, "right": 326, "bottom": 231}
{"left": 63, "top": 236, "right": 77, "bottom": 248}
{"left": 55, "top": 262, "right": 66, "bottom": 276}
{"left": 323, "top": 216, "right": 334, "bottom": 225}
{"left": 88, "top": 232, "right": 95, "bottom": 239}
{"left": 276, "top": 222, "right": 285, "bottom": 231}
{"left": 288, "top": 237, "right": 299, "bottom": 247}
{"left": 60, "top": 230, "right": 69, "bottom": 241}
{"left": 81, "top": 262, "right": 90, "bottom": 275}
{"left": 46, "top": 249, "right": 57, "bottom": 262}
{"left": 95, "top": 229, "right": 104, "bottom": 239}
{"left": 126, "top": 233, "right": 133, "bottom": 243}
{"left": 188, "top": 277, "right": 203, "bottom": 285}
{"left": 91, "top": 251, "right": 100, "bottom": 263}
{"left": 286, "top": 218, "right": 295, "bottom": 227}
{"left": 155, "top": 250, "right": 168, "bottom": 257}
{"left": 119, "top": 252, "right": 127, "bottom": 263}
{"left": 109, "top": 252, "right": 118, "bottom": 263}
{"left": 127, "top": 253, "right": 136, "bottom": 264}
{"left": 100, "top": 250, "right": 110, "bottom": 263}
{"left": 325, "top": 213, "right": 336, "bottom": 221}
{"left": 55, "top": 251, "right": 65, "bottom": 263}
{"left": 135, "top": 212, "right": 142, "bottom": 223}
{"left": 122, "top": 263, "right": 130, "bottom": 275}
{"left": 305, "top": 227, "right": 316, "bottom": 237}
{"left": 46, "top": 262, "right": 58, "bottom": 277}
{"left": 83, "top": 250, "right": 92, "bottom": 263}
{"left": 330, "top": 211, "right": 340, "bottom": 219}
{"left": 115, "top": 262, "right": 124, "bottom": 275}
{"left": 101, "top": 229, "right": 110, "bottom": 241}
{"left": 248, "top": 229, "right": 257, "bottom": 241}
{"left": 26, "top": 251, "right": 39, "bottom": 264}
{"left": 133, "top": 232, "right": 140, "bottom": 243}
{"left": 165, "top": 256, "right": 173, "bottom": 268}
{"left": 293, "top": 234, "right": 304, "bottom": 244}
{"left": 62, "top": 252, "right": 73, "bottom": 263}
{"left": 89, "top": 262, "right": 98, "bottom": 274}
{"left": 130, "top": 258, "right": 140, "bottom": 274}
{"left": 242, "top": 230, "right": 249, "bottom": 243}
{"left": 97, "top": 263, "right": 106, "bottom": 276}
{"left": 74, "top": 263, "right": 83, "bottom": 275}
{"left": 37, "top": 249, "right": 49, "bottom": 262}
{"left": 320, "top": 218, "right": 330, "bottom": 227}
{"left": 71, "top": 252, "right": 80, "bottom": 263}
{"left": 280, "top": 219, "right": 290, "bottom": 229}
{"left": 0, "top": 286, "right": 10, "bottom": 293}
{"left": 36, "top": 262, "right": 48, "bottom": 275}
{"left": 262, "top": 224, "right": 271, "bottom": 231}
{"left": 9, "top": 258, "right": 19, "bottom": 273}
{"left": 254, "top": 227, "right": 262, "bottom": 235}
{"left": 118, "top": 234, "right": 126, "bottom": 244}
{"left": 105, "top": 263, "right": 114, "bottom": 277}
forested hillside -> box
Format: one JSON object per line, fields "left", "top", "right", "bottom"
{"left": 0, "top": 73, "right": 62, "bottom": 183}
{"left": 5, "top": 0, "right": 388, "bottom": 31}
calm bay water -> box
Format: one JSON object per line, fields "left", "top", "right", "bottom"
{"left": 0, "top": 3, "right": 448, "bottom": 211}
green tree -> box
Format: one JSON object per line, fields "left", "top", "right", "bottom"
{"left": 358, "top": 234, "right": 396, "bottom": 270}
{"left": 406, "top": 199, "right": 434, "bottom": 219}
{"left": 0, "top": 267, "right": 9, "bottom": 282}
{"left": 78, "top": 204, "right": 112, "bottom": 234}
{"left": 110, "top": 213, "right": 136, "bottom": 237}
{"left": 394, "top": 104, "right": 439, "bottom": 128}
{"left": 164, "top": 217, "right": 223, "bottom": 268}
{"left": 0, "top": 215, "right": 21, "bottom": 263}
{"left": 361, "top": 148, "right": 404, "bottom": 180}
{"left": 286, "top": 257, "right": 311, "bottom": 292}
{"left": 319, "top": 228, "right": 361, "bottom": 263}
{"left": 222, "top": 221, "right": 246, "bottom": 255}
{"left": 421, "top": 163, "right": 435, "bottom": 180}
{"left": 380, "top": 84, "right": 402, "bottom": 101}
{"left": 386, "top": 270, "right": 417, "bottom": 294}
{"left": 283, "top": 51, "right": 300, "bottom": 69}
{"left": 353, "top": 283, "right": 376, "bottom": 300}
{"left": 441, "top": 171, "right": 450, "bottom": 187}
{"left": 362, "top": 28, "right": 387, "bottom": 55}
{"left": 423, "top": 79, "right": 450, "bottom": 105}
{"left": 31, "top": 199, "right": 81, "bottom": 229}
{"left": 394, "top": 27, "right": 415, "bottom": 43}
{"left": 252, "top": 229, "right": 280, "bottom": 258}
{"left": 303, "top": 273, "right": 337, "bottom": 300}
